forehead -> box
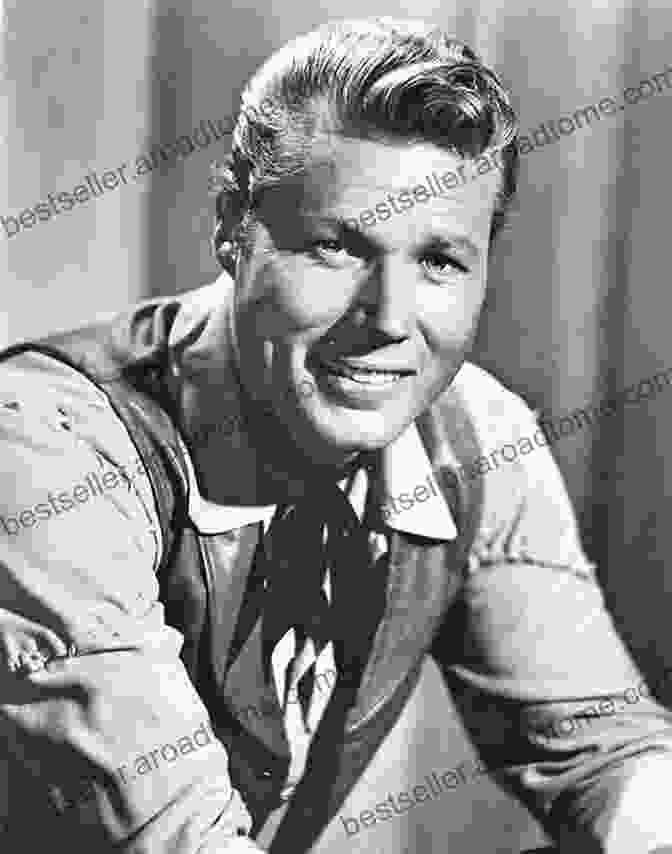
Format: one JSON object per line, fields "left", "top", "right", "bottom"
{"left": 256, "top": 135, "right": 501, "bottom": 247}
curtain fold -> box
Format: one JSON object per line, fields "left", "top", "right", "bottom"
{"left": 3, "top": 1, "right": 672, "bottom": 851}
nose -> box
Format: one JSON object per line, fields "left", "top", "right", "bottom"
{"left": 352, "top": 255, "right": 415, "bottom": 341}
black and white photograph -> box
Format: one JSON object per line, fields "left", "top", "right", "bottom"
{"left": 2, "top": 2, "right": 672, "bottom": 852}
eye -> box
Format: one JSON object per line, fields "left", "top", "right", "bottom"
{"left": 309, "top": 238, "right": 359, "bottom": 267}
{"left": 313, "top": 238, "right": 344, "bottom": 254}
{"left": 419, "top": 250, "right": 469, "bottom": 282}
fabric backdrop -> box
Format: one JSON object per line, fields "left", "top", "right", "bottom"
{"left": 3, "top": 0, "right": 672, "bottom": 850}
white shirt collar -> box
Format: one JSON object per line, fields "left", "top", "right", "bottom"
{"left": 177, "top": 422, "right": 457, "bottom": 541}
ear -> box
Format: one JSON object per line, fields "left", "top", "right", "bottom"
{"left": 211, "top": 220, "right": 238, "bottom": 277}
{"left": 210, "top": 156, "right": 249, "bottom": 274}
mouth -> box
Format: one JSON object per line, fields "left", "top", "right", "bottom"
{"left": 314, "top": 356, "right": 415, "bottom": 386}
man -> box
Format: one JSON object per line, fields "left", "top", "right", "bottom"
{"left": 0, "top": 16, "right": 671, "bottom": 853}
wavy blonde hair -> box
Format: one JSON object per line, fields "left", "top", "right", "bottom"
{"left": 211, "top": 17, "right": 519, "bottom": 271}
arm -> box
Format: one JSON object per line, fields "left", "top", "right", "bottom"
{"left": 434, "top": 372, "right": 672, "bottom": 853}
{"left": 0, "top": 352, "right": 260, "bottom": 852}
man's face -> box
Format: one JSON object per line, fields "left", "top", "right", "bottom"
{"left": 233, "top": 135, "right": 500, "bottom": 466}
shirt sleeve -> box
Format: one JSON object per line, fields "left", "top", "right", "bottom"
{"left": 0, "top": 352, "right": 257, "bottom": 852}
{"left": 437, "top": 366, "right": 672, "bottom": 853}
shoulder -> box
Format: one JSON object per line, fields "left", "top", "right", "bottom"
{"left": 437, "top": 360, "right": 540, "bottom": 459}
{"left": 441, "top": 362, "right": 593, "bottom": 575}
{"left": 0, "top": 349, "right": 113, "bottom": 449}
{"left": 0, "top": 348, "right": 129, "bottom": 449}
{"left": 0, "top": 350, "right": 161, "bottom": 573}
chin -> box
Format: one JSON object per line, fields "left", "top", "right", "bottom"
{"left": 289, "top": 398, "right": 415, "bottom": 460}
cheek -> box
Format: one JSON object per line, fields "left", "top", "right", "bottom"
{"left": 419, "top": 279, "right": 487, "bottom": 354}
{"left": 244, "top": 257, "right": 357, "bottom": 335}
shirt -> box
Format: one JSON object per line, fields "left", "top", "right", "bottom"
{"left": 176, "top": 420, "right": 458, "bottom": 801}
{"left": 2, "top": 280, "right": 672, "bottom": 852}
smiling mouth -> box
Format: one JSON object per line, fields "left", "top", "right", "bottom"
{"left": 315, "top": 356, "right": 415, "bottom": 386}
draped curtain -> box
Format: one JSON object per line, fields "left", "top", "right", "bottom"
{"left": 3, "top": 0, "right": 672, "bottom": 851}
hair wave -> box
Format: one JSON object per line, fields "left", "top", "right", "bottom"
{"left": 212, "top": 17, "right": 519, "bottom": 269}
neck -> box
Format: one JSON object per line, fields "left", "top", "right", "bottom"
{"left": 237, "top": 386, "right": 368, "bottom": 502}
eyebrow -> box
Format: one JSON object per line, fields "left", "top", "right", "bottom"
{"left": 307, "top": 214, "right": 482, "bottom": 261}
{"left": 417, "top": 234, "right": 481, "bottom": 262}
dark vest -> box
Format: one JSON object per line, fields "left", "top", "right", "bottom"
{"left": 0, "top": 293, "right": 484, "bottom": 851}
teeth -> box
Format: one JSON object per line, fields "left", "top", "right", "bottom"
{"left": 320, "top": 358, "right": 406, "bottom": 385}
{"left": 347, "top": 371, "right": 402, "bottom": 385}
